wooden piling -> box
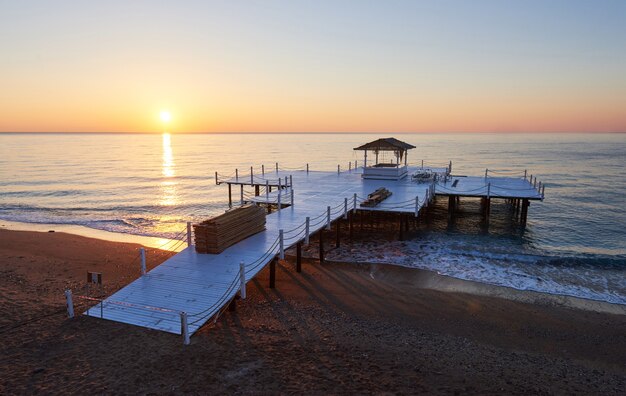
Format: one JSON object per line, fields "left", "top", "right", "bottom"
{"left": 296, "top": 242, "right": 302, "bottom": 273}
{"left": 335, "top": 219, "right": 341, "bottom": 248}
{"left": 319, "top": 230, "right": 325, "bottom": 263}
{"left": 269, "top": 258, "right": 276, "bottom": 288}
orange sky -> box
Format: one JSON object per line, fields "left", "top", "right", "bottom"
{"left": 1, "top": 1, "right": 624, "bottom": 133}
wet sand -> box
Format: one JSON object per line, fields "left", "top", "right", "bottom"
{"left": 1, "top": 229, "right": 625, "bottom": 394}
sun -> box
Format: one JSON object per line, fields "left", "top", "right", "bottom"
{"left": 160, "top": 111, "right": 171, "bottom": 123}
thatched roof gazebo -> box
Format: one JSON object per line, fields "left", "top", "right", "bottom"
{"left": 353, "top": 138, "right": 415, "bottom": 180}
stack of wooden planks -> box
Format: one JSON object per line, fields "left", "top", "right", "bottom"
{"left": 193, "top": 204, "right": 266, "bottom": 254}
{"left": 360, "top": 187, "right": 393, "bottom": 207}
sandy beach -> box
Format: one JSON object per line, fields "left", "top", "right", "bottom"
{"left": 1, "top": 228, "right": 625, "bottom": 394}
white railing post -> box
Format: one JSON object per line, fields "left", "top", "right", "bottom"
{"left": 326, "top": 206, "right": 331, "bottom": 230}
{"left": 353, "top": 193, "right": 357, "bottom": 212}
{"left": 215, "top": 171, "right": 218, "bottom": 185}
{"left": 415, "top": 196, "right": 419, "bottom": 217}
{"left": 187, "top": 222, "right": 192, "bottom": 247}
{"left": 140, "top": 247, "right": 146, "bottom": 275}
{"left": 235, "top": 168, "right": 239, "bottom": 180}
{"left": 343, "top": 197, "right": 348, "bottom": 219}
{"left": 265, "top": 180, "right": 269, "bottom": 201}
{"left": 278, "top": 190, "right": 282, "bottom": 212}
{"left": 239, "top": 261, "right": 246, "bottom": 299}
{"left": 290, "top": 188, "right": 294, "bottom": 206}
{"left": 279, "top": 229, "right": 284, "bottom": 259}
{"left": 64, "top": 289, "right": 74, "bottom": 318}
{"left": 305, "top": 217, "right": 310, "bottom": 245}
{"left": 250, "top": 166, "right": 254, "bottom": 184}
{"left": 262, "top": 164, "right": 265, "bottom": 176}
{"left": 180, "top": 312, "right": 190, "bottom": 345}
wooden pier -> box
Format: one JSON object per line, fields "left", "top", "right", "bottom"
{"left": 77, "top": 139, "right": 545, "bottom": 343}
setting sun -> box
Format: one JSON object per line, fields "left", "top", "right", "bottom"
{"left": 160, "top": 111, "right": 171, "bottom": 123}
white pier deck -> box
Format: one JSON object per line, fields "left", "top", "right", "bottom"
{"left": 85, "top": 166, "right": 542, "bottom": 337}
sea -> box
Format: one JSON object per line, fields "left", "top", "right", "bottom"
{"left": 1, "top": 132, "right": 625, "bottom": 305}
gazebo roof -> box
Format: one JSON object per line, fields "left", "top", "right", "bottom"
{"left": 353, "top": 137, "right": 416, "bottom": 151}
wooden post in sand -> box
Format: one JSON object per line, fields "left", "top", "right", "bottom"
{"left": 187, "top": 222, "right": 192, "bottom": 247}
{"left": 269, "top": 258, "right": 276, "bottom": 288}
{"left": 64, "top": 290, "right": 74, "bottom": 318}
{"left": 296, "top": 242, "right": 302, "bottom": 273}
{"left": 140, "top": 247, "right": 146, "bottom": 275}
{"left": 319, "top": 230, "right": 325, "bottom": 263}
{"left": 180, "top": 312, "right": 190, "bottom": 345}
{"left": 239, "top": 261, "right": 246, "bottom": 299}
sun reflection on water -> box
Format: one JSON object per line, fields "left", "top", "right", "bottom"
{"left": 159, "top": 133, "right": 179, "bottom": 207}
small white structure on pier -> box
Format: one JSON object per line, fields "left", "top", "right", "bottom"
{"left": 354, "top": 138, "right": 416, "bottom": 180}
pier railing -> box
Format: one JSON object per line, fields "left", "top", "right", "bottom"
{"left": 66, "top": 172, "right": 439, "bottom": 345}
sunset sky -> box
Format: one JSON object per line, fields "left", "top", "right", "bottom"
{"left": 0, "top": 1, "right": 624, "bottom": 133}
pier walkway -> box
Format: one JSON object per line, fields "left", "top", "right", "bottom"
{"left": 83, "top": 165, "right": 543, "bottom": 341}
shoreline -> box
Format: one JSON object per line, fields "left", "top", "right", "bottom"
{"left": 3, "top": 221, "right": 623, "bottom": 313}
{"left": 0, "top": 219, "right": 184, "bottom": 251}
{"left": 314, "top": 258, "right": 626, "bottom": 316}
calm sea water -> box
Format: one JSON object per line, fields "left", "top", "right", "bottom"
{"left": 1, "top": 133, "right": 625, "bottom": 304}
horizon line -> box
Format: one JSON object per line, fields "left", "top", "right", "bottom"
{"left": 1, "top": 131, "right": 625, "bottom": 135}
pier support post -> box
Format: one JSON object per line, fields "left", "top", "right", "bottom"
{"left": 269, "top": 258, "right": 276, "bottom": 288}
{"left": 239, "top": 261, "right": 246, "bottom": 299}
{"left": 180, "top": 312, "right": 190, "bottom": 345}
{"left": 336, "top": 219, "right": 341, "bottom": 248}
{"left": 187, "top": 222, "right": 192, "bottom": 247}
{"left": 398, "top": 214, "right": 404, "bottom": 241}
{"left": 349, "top": 211, "right": 354, "bottom": 241}
{"left": 319, "top": 230, "right": 325, "bottom": 264}
{"left": 228, "top": 184, "right": 232, "bottom": 208}
{"left": 64, "top": 289, "right": 74, "bottom": 318}
{"left": 255, "top": 185, "right": 260, "bottom": 196}
{"left": 140, "top": 247, "right": 146, "bottom": 275}
{"left": 448, "top": 196, "right": 455, "bottom": 218}
{"left": 296, "top": 242, "right": 302, "bottom": 273}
